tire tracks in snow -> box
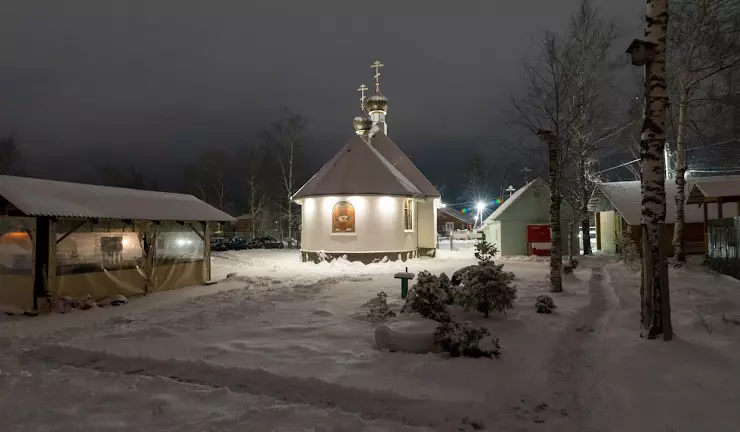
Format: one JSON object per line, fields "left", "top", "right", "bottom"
{"left": 21, "top": 344, "right": 486, "bottom": 431}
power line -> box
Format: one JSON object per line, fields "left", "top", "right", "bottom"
{"left": 595, "top": 158, "right": 640, "bottom": 174}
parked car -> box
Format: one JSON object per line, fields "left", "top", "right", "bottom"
{"left": 247, "top": 236, "right": 284, "bottom": 249}
{"left": 210, "top": 237, "right": 230, "bottom": 251}
{"left": 229, "top": 236, "right": 249, "bottom": 250}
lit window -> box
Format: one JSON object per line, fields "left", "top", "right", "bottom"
{"left": 403, "top": 199, "right": 414, "bottom": 231}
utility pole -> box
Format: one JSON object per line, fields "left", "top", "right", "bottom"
{"left": 625, "top": 0, "right": 672, "bottom": 341}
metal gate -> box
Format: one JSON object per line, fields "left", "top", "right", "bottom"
{"left": 707, "top": 217, "right": 740, "bottom": 280}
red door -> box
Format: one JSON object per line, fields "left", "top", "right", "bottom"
{"left": 527, "top": 225, "right": 551, "bottom": 256}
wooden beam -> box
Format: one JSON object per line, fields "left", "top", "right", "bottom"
{"left": 718, "top": 198, "right": 724, "bottom": 219}
{"left": 704, "top": 202, "right": 709, "bottom": 253}
{"left": 56, "top": 220, "right": 88, "bottom": 244}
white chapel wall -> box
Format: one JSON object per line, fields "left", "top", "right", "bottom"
{"left": 300, "top": 196, "right": 417, "bottom": 254}
{"left": 416, "top": 199, "right": 437, "bottom": 249}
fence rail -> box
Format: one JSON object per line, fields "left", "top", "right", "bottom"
{"left": 707, "top": 217, "right": 740, "bottom": 280}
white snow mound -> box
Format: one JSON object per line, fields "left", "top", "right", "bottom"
{"left": 375, "top": 314, "right": 440, "bottom": 354}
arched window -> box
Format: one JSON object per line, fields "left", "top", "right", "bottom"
{"left": 332, "top": 201, "right": 355, "bottom": 233}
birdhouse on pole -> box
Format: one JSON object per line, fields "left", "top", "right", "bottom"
{"left": 625, "top": 39, "right": 657, "bottom": 66}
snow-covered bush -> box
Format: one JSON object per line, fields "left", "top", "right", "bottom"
{"left": 438, "top": 272, "right": 455, "bottom": 305}
{"left": 401, "top": 271, "right": 451, "bottom": 322}
{"left": 451, "top": 265, "right": 477, "bottom": 286}
{"left": 366, "top": 292, "right": 396, "bottom": 322}
{"left": 535, "top": 294, "right": 556, "bottom": 314}
{"left": 434, "top": 321, "right": 501, "bottom": 359}
{"left": 456, "top": 264, "right": 517, "bottom": 318}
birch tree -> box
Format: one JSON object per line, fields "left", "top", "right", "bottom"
{"left": 512, "top": 0, "right": 618, "bottom": 291}
{"left": 512, "top": 31, "right": 577, "bottom": 293}
{"left": 628, "top": 0, "right": 672, "bottom": 340}
{"left": 668, "top": 0, "right": 740, "bottom": 264}
{"left": 563, "top": 0, "right": 620, "bottom": 256}
{"left": 246, "top": 149, "right": 265, "bottom": 239}
{"left": 263, "top": 109, "right": 306, "bottom": 249}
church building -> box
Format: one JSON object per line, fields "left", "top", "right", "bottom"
{"left": 292, "top": 62, "right": 440, "bottom": 263}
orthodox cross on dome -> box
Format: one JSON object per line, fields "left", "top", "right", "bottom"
{"left": 371, "top": 60, "right": 384, "bottom": 92}
{"left": 357, "top": 84, "right": 368, "bottom": 111}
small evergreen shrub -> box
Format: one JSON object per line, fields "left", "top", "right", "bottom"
{"left": 434, "top": 321, "right": 501, "bottom": 359}
{"left": 401, "top": 271, "right": 452, "bottom": 322}
{"left": 451, "top": 265, "right": 478, "bottom": 286}
{"left": 535, "top": 294, "right": 556, "bottom": 314}
{"left": 456, "top": 264, "right": 517, "bottom": 318}
{"left": 366, "top": 292, "right": 396, "bottom": 322}
{"left": 474, "top": 240, "right": 498, "bottom": 265}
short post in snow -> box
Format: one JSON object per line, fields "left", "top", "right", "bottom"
{"left": 394, "top": 266, "right": 415, "bottom": 299}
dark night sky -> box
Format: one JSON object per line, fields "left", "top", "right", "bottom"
{"left": 1, "top": 0, "right": 644, "bottom": 199}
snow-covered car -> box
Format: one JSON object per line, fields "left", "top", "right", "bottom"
{"left": 247, "top": 236, "right": 284, "bottom": 249}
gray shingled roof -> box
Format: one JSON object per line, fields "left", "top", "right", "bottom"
{"left": 0, "top": 175, "right": 235, "bottom": 222}
{"left": 369, "top": 130, "right": 440, "bottom": 198}
{"left": 292, "top": 134, "right": 424, "bottom": 199}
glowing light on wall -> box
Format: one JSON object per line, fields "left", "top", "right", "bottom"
{"left": 378, "top": 196, "right": 397, "bottom": 215}
{"left": 347, "top": 196, "right": 367, "bottom": 213}
{"left": 304, "top": 197, "right": 316, "bottom": 217}
{"left": 322, "top": 197, "right": 338, "bottom": 213}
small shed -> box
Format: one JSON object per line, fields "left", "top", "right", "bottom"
{"left": 0, "top": 175, "right": 235, "bottom": 313}
{"left": 480, "top": 178, "right": 578, "bottom": 256}
{"left": 589, "top": 179, "right": 739, "bottom": 255}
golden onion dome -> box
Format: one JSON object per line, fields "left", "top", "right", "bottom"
{"left": 366, "top": 92, "right": 389, "bottom": 112}
{"left": 353, "top": 113, "right": 373, "bottom": 134}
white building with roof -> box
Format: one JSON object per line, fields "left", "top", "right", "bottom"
{"left": 480, "top": 178, "right": 578, "bottom": 256}
{"left": 292, "top": 68, "right": 440, "bottom": 263}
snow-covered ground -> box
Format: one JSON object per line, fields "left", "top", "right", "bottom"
{"left": 2, "top": 249, "right": 739, "bottom": 431}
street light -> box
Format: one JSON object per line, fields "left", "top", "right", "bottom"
{"left": 476, "top": 201, "right": 485, "bottom": 211}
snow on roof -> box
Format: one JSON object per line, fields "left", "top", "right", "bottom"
{"left": 292, "top": 135, "right": 423, "bottom": 199}
{"left": 596, "top": 180, "right": 705, "bottom": 225}
{"left": 686, "top": 175, "right": 740, "bottom": 204}
{"left": 482, "top": 178, "right": 544, "bottom": 225}
{"left": 369, "top": 131, "right": 440, "bottom": 198}
{"left": 0, "top": 175, "right": 235, "bottom": 222}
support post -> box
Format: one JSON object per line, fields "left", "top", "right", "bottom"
{"left": 718, "top": 198, "right": 724, "bottom": 219}
{"left": 703, "top": 202, "right": 709, "bottom": 253}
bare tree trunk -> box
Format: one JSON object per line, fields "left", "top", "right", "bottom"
{"left": 639, "top": 0, "right": 672, "bottom": 341}
{"left": 672, "top": 87, "right": 689, "bottom": 265}
{"left": 548, "top": 135, "right": 563, "bottom": 292}
{"left": 578, "top": 154, "right": 592, "bottom": 254}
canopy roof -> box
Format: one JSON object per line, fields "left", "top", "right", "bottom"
{"left": 292, "top": 132, "right": 438, "bottom": 199}
{"left": 594, "top": 181, "right": 703, "bottom": 225}
{"left": 0, "top": 175, "right": 235, "bottom": 222}
{"left": 686, "top": 176, "right": 740, "bottom": 204}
